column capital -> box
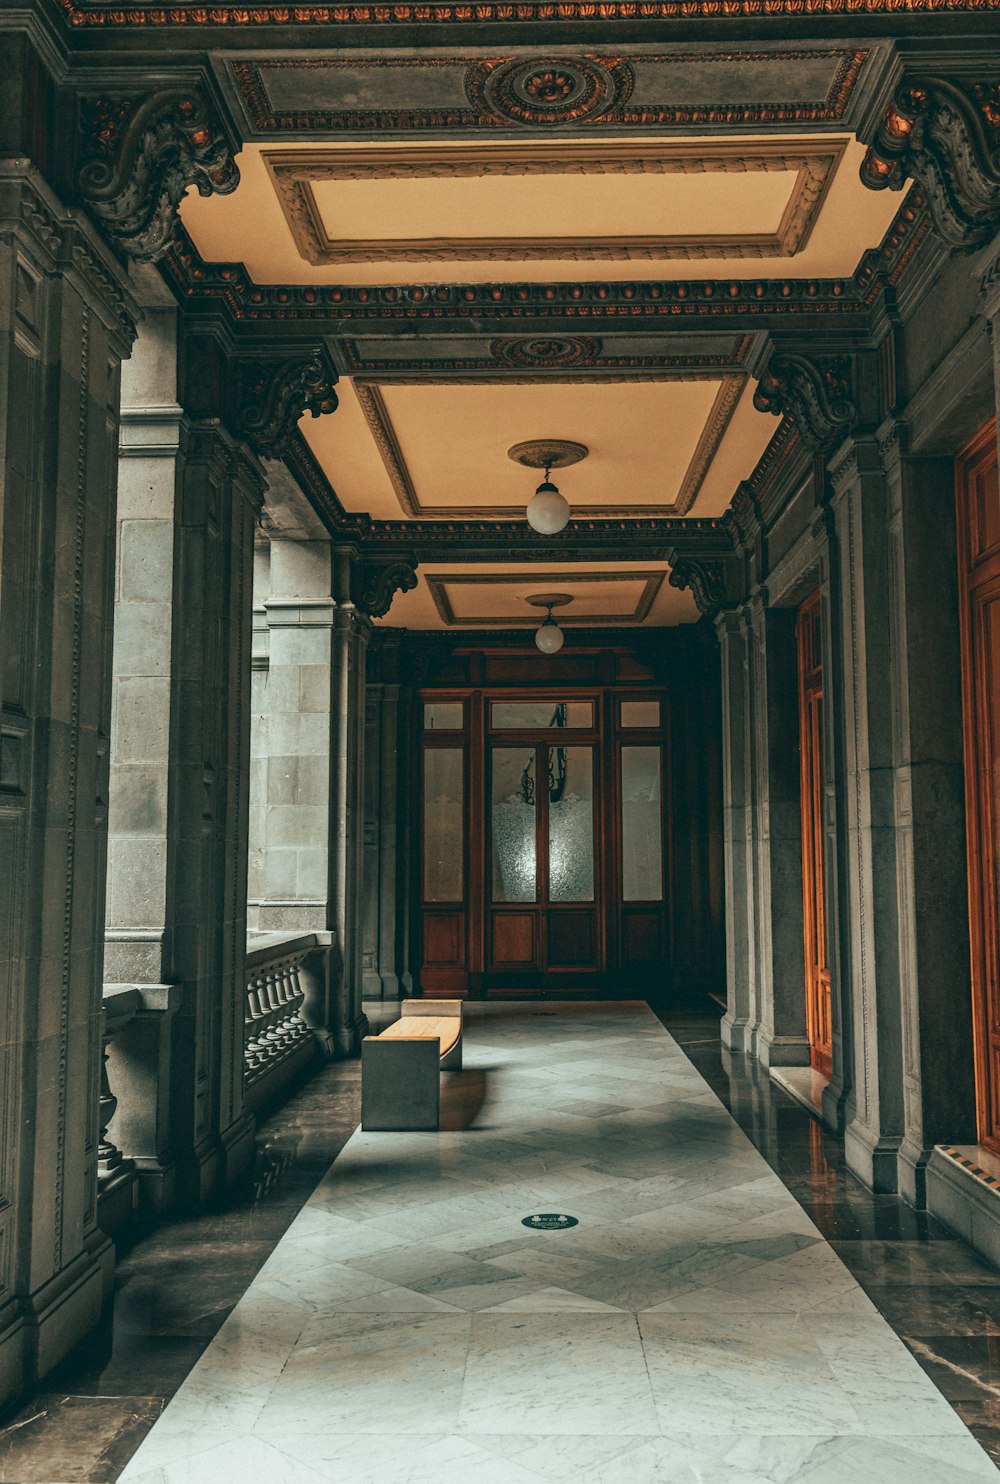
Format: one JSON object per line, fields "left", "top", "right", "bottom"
{"left": 827, "top": 436, "right": 886, "bottom": 502}
{"left": 860, "top": 76, "right": 1000, "bottom": 254}
{"left": 354, "top": 558, "right": 419, "bottom": 619}
{"left": 76, "top": 87, "right": 239, "bottom": 263}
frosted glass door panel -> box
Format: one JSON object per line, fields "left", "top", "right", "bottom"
{"left": 492, "top": 748, "right": 537, "bottom": 903}
{"left": 423, "top": 749, "right": 464, "bottom": 902}
{"left": 549, "top": 747, "right": 595, "bottom": 902}
{"left": 622, "top": 746, "right": 663, "bottom": 901}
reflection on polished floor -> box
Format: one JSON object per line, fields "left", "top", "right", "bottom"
{"left": 5, "top": 1001, "right": 1000, "bottom": 1482}
{"left": 92, "top": 1001, "right": 996, "bottom": 1483}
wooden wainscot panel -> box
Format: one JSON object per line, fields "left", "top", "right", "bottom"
{"left": 492, "top": 913, "right": 536, "bottom": 965}
{"left": 623, "top": 911, "right": 663, "bottom": 965}
{"left": 424, "top": 911, "right": 463, "bottom": 964}
{"left": 548, "top": 910, "right": 596, "bottom": 966}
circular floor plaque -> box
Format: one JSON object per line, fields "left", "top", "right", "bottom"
{"left": 522, "top": 1213, "right": 579, "bottom": 1230}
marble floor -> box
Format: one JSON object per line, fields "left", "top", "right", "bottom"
{"left": 85, "top": 1000, "right": 997, "bottom": 1484}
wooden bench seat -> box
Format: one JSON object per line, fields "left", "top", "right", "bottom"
{"left": 361, "top": 1000, "right": 463, "bottom": 1131}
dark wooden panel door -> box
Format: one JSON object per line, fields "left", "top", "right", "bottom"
{"left": 796, "top": 589, "right": 832, "bottom": 1080}
{"left": 957, "top": 421, "right": 1000, "bottom": 1152}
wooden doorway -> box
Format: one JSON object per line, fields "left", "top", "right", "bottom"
{"left": 797, "top": 589, "right": 832, "bottom": 1079}
{"left": 956, "top": 419, "right": 1000, "bottom": 1153}
{"left": 419, "top": 682, "right": 669, "bottom": 996}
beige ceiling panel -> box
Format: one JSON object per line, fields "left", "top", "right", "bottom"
{"left": 379, "top": 562, "right": 699, "bottom": 630}
{"left": 180, "top": 136, "right": 902, "bottom": 286}
{"left": 693, "top": 380, "right": 782, "bottom": 517}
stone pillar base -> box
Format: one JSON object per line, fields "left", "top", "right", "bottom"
{"left": 756, "top": 1030, "right": 811, "bottom": 1070}
{"left": 720, "top": 1013, "right": 755, "bottom": 1055}
{"left": 897, "top": 1136, "right": 934, "bottom": 1208}
{"left": 845, "top": 1120, "right": 901, "bottom": 1193}
{"left": 335, "top": 1012, "right": 370, "bottom": 1058}
{"left": 0, "top": 1237, "right": 113, "bottom": 1396}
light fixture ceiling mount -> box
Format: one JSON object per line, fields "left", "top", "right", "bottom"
{"left": 526, "top": 592, "right": 573, "bottom": 654}
{"left": 509, "top": 439, "right": 588, "bottom": 536}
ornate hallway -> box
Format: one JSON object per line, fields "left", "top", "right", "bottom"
{"left": 34, "top": 1002, "right": 989, "bottom": 1484}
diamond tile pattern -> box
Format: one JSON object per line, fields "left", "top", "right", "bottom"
{"left": 117, "top": 1003, "right": 999, "bottom": 1483}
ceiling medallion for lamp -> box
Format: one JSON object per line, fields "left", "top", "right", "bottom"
{"left": 508, "top": 438, "right": 588, "bottom": 535}
{"left": 526, "top": 593, "right": 573, "bottom": 654}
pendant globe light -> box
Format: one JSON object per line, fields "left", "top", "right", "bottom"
{"left": 508, "top": 439, "right": 588, "bottom": 536}
{"left": 526, "top": 593, "right": 573, "bottom": 654}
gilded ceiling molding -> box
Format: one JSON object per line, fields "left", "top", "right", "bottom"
{"left": 753, "top": 354, "right": 857, "bottom": 453}
{"left": 666, "top": 559, "right": 728, "bottom": 617}
{"left": 57, "top": 0, "right": 992, "bottom": 31}
{"left": 236, "top": 348, "right": 339, "bottom": 457}
{"left": 426, "top": 570, "right": 666, "bottom": 627}
{"left": 352, "top": 373, "right": 744, "bottom": 520}
{"left": 860, "top": 77, "right": 1000, "bottom": 252}
{"left": 77, "top": 89, "right": 239, "bottom": 263}
{"left": 265, "top": 140, "right": 842, "bottom": 266}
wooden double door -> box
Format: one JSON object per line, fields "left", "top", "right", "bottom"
{"left": 957, "top": 420, "right": 1000, "bottom": 1152}
{"left": 419, "top": 690, "right": 669, "bottom": 996}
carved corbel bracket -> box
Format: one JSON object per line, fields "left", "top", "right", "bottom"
{"left": 753, "top": 352, "right": 858, "bottom": 454}
{"left": 860, "top": 77, "right": 1000, "bottom": 252}
{"left": 236, "top": 348, "right": 339, "bottom": 458}
{"left": 354, "top": 558, "right": 419, "bottom": 619}
{"left": 667, "top": 558, "right": 728, "bottom": 618}
{"left": 77, "top": 88, "right": 240, "bottom": 263}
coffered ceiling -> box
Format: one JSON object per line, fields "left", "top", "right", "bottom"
{"left": 173, "top": 42, "right": 915, "bottom": 631}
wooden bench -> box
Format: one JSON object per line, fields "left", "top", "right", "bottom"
{"left": 361, "top": 1000, "right": 463, "bottom": 1131}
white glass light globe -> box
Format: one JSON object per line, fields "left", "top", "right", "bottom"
{"left": 526, "top": 481, "right": 570, "bottom": 535}
{"left": 535, "top": 618, "right": 565, "bottom": 654}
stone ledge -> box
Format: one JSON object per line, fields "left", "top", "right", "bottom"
{"left": 769, "top": 1065, "right": 828, "bottom": 1121}
{"left": 927, "top": 1144, "right": 1000, "bottom": 1269}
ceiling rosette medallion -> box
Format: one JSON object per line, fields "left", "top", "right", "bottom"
{"left": 465, "top": 57, "right": 635, "bottom": 127}
{"left": 490, "top": 337, "right": 604, "bottom": 369}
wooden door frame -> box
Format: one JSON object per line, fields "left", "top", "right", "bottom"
{"left": 956, "top": 417, "right": 1000, "bottom": 1151}
{"left": 796, "top": 588, "right": 831, "bottom": 1079}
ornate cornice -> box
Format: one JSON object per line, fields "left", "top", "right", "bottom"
{"left": 236, "top": 349, "right": 338, "bottom": 458}
{"left": 77, "top": 88, "right": 239, "bottom": 263}
{"left": 54, "top": 0, "right": 1000, "bottom": 28}
{"left": 753, "top": 353, "right": 858, "bottom": 453}
{"left": 354, "top": 559, "right": 419, "bottom": 618}
{"left": 861, "top": 77, "right": 1000, "bottom": 252}
{"left": 667, "top": 558, "right": 728, "bottom": 618}
{"left": 160, "top": 188, "right": 928, "bottom": 332}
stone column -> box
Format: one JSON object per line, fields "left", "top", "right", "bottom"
{"left": 882, "top": 430, "right": 977, "bottom": 1204}
{"left": 252, "top": 536, "right": 335, "bottom": 936}
{"left": 329, "top": 547, "right": 372, "bottom": 1054}
{"left": 106, "top": 308, "right": 265, "bottom": 1203}
{"left": 716, "top": 608, "right": 758, "bottom": 1054}
{"left": 747, "top": 595, "right": 810, "bottom": 1070}
{"left": 362, "top": 632, "right": 407, "bottom": 1002}
{"left": 0, "top": 160, "right": 136, "bottom": 1404}
{"left": 828, "top": 439, "right": 905, "bottom": 1191}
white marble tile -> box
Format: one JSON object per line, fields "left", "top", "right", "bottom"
{"left": 118, "top": 1001, "right": 998, "bottom": 1484}
{"left": 256, "top": 1314, "right": 472, "bottom": 1435}
{"left": 457, "top": 1313, "right": 659, "bottom": 1435}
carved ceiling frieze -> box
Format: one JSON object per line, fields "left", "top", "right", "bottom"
{"left": 225, "top": 50, "right": 868, "bottom": 136}
{"left": 264, "top": 140, "right": 843, "bottom": 266}
{"left": 336, "top": 334, "right": 753, "bottom": 376}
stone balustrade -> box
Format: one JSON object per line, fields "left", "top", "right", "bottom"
{"left": 244, "top": 932, "right": 333, "bottom": 1110}
{"left": 98, "top": 986, "right": 142, "bottom": 1238}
